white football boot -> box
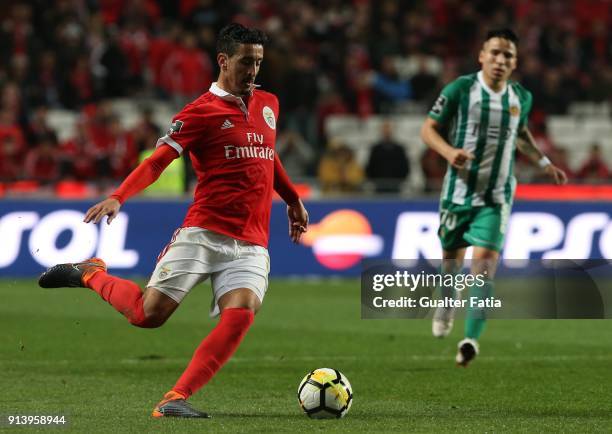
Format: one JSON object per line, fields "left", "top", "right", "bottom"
{"left": 455, "top": 338, "right": 479, "bottom": 367}
{"left": 432, "top": 305, "right": 456, "bottom": 338}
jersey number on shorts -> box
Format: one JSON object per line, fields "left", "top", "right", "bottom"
{"left": 440, "top": 209, "right": 457, "bottom": 231}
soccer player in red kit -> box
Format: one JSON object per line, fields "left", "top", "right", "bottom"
{"left": 38, "top": 23, "right": 308, "bottom": 418}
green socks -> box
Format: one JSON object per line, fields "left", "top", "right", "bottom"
{"left": 464, "top": 280, "right": 494, "bottom": 339}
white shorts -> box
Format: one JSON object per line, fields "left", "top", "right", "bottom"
{"left": 147, "top": 227, "right": 270, "bottom": 317}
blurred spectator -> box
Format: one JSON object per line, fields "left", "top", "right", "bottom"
{"left": 24, "top": 134, "right": 59, "bottom": 184}
{"left": 368, "top": 55, "right": 412, "bottom": 113}
{"left": 106, "top": 115, "right": 137, "bottom": 179}
{"left": 160, "top": 31, "right": 213, "bottom": 108}
{"left": 30, "top": 51, "right": 62, "bottom": 108}
{"left": 316, "top": 88, "right": 349, "bottom": 145}
{"left": 120, "top": 0, "right": 161, "bottom": 28}
{"left": 420, "top": 148, "right": 447, "bottom": 193}
{"left": 0, "top": 0, "right": 608, "bottom": 193}
{"left": 365, "top": 120, "right": 410, "bottom": 193}
{"left": 342, "top": 44, "right": 374, "bottom": 118}
{"left": 408, "top": 55, "right": 441, "bottom": 102}
{"left": 25, "top": 105, "right": 55, "bottom": 146}
{"left": 0, "top": 135, "right": 23, "bottom": 182}
{"left": 1, "top": 82, "right": 24, "bottom": 122}
{"left": 59, "top": 118, "right": 96, "bottom": 181}
{"left": 0, "top": 109, "right": 25, "bottom": 154}
{"left": 535, "top": 70, "right": 571, "bottom": 115}
{"left": 99, "top": 30, "right": 131, "bottom": 98}
{"left": 576, "top": 143, "right": 610, "bottom": 182}
{"left": 148, "top": 21, "right": 182, "bottom": 96}
{"left": 0, "top": 3, "right": 37, "bottom": 66}
{"left": 276, "top": 129, "right": 315, "bottom": 178}
{"left": 318, "top": 139, "right": 364, "bottom": 193}
{"left": 64, "top": 55, "right": 96, "bottom": 109}
{"left": 119, "top": 7, "right": 156, "bottom": 91}
{"left": 186, "top": 0, "right": 222, "bottom": 31}
{"left": 0, "top": 0, "right": 608, "bottom": 124}
{"left": 585, "top": 63, "right": 612, "bottom": 103}
{"left": 283, "top": 53, "right": 319, "bottom": 145}
{"left": 370, "top": 19, "right": 401, "bottom": 65}
{"left": 132, "top": 107, "right": 161, "bottom": 152}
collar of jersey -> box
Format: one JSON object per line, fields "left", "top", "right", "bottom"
{"left": 477, "top": 71, "right": 507, "bottom": 96}
{"left": 210, "top": 82, "right": 259, "bottom": 117}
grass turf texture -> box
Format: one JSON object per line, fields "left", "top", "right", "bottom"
{"left": 1, "top": 278, "right": 611, "bottom": 433}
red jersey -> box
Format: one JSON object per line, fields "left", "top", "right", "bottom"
{"left": 157, "top": 83, "right": 281, "bottom": 247}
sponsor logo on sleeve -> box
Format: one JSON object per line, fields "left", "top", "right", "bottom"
{"left": 167, "top": 120, "right": 184, "bottom": 136}
{"left": 431, "top": 95, "right": 447, "bottom": 115}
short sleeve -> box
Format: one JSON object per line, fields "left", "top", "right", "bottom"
{"left": 518, "top": 89, "right": 533, "bottom": 129}
{"left": 156, "top": 105, "right": 207, "bottom": 154}
{"left": 428, "top": 79, "right": 463, "bottom": 125}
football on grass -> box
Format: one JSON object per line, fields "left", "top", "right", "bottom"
{"left": 297, "top": 368, "right": 353, "bottom": 419}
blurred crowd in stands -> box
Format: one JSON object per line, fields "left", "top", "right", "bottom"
{"left": 0, "top": 0, "right": 610, "bottom": 197}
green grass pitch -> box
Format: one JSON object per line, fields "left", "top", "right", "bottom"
{"left": 1, "top": 278, "right": 611, "bottom": 433}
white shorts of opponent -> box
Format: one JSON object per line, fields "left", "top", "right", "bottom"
{"left": 147, "top": 227, "right": 270, "bottom": 317}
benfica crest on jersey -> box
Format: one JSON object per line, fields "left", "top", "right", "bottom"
{"left": 167, "top": 120, "right": 184, "bottom": 136}
{"left": 262, "top": 106, "right": 276, "bottom": 130}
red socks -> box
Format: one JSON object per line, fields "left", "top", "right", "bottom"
{"left": 86, "top": 272, "right": 149, "bottom": 327}
{"left": 172, "top": 307, "right": 254, "bottom": 398}
{"left": 87, "top": 273, "right": 255, "bottom": 397}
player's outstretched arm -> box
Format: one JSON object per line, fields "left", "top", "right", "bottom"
{"left": 84, "top": 144, "right": 179, "bottom": 225}
{"left": 421, "top": 117, "right": 474, "bottom": 169}
{"left": 516, "top": 127, "right": 567, "bottom": 185}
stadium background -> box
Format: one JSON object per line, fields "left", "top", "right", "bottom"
{"left": 1, "top": 1, "right": 611, "bottom": 432}
{"left": 0, "top": 0, "right": 610, "bottom": 277}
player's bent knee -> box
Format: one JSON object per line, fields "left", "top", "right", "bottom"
{"left": 138, "top": 314, "right": 168, "bottom": 329}
{"left": 129, "top": 317, "right": 160, "bottom": 329}
{"left": 470, "top": 247, "right": 500, "bottom": 277}
{"left": 218, "top": 287, "right": 262, "bottom": 314}
{"left": 472, "top": 246, "right": 499, "bottom": 260}
{"left": 140, "top": 287, "right": 180, "bottom": 327}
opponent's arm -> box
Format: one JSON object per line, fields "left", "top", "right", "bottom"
{"left": 274, "top": 154, "right": 308, "bottom": 243}
{"left": 421, "top": 117, "right": 474, "bottom": 169}
{"left": 84, "top": 145, "right": 179, "bottom": 224}
{"left": 516, "top": 126, "right": 567, "bottom": 184}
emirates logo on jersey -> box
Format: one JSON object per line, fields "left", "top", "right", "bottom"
{"left": 224, "top": 145, "right": 275, "bottom": 161}
{"left": 262, "top": 106, "right": 276, "bottom": 130}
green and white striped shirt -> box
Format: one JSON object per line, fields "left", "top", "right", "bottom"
{"left": 428, "top": 71, "right": 532, "bottom": 206}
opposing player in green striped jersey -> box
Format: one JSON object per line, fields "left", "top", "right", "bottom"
{"left": 421, "top": 29, "right": 567, "bottom": 366}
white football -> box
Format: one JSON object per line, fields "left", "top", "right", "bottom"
{"left": 297, "top": 368, "right": 353, "bottom": 419}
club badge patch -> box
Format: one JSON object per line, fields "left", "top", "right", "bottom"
{"left": 158, "top": 266, "right": 171, "bottom": 279}
{"left": 167, "top": 120, "right": 184, "bottom": 136}
{"left": 262, "top": 106, "right": 276, "bottom": 130}
{"left": 431, "top": 95, "right": 447, "bottom": 115}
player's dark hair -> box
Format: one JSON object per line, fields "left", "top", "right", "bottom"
{"left": 485, "top": 28, "right": 519, "bottom": 46}
{"left": 217, "top": 23, "right": 268, "bottom": 56}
